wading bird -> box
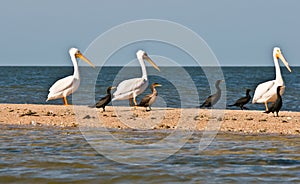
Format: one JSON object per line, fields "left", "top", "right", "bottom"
{"left": 264, "top": 86, "right": 283, "bottom": 117}
{"left": 228, "top": 89, "right": 251, "bottom": 110}
{"left": 138, "top": 83, "right": 162, "bottom": 111}
{"left": 47, "top": 48, "right": 95, "bottom": 105}
{"left": 90, "top": 86, "right": 116, "bottom": 111}
{"left": 252, "top": 47, "right": 291, "bottom": 111}
{"left": 112, "top": 50, "right": 160, "bottom": 106}
{"left": 200, "top": 80, "right": 224, "bottom": 108}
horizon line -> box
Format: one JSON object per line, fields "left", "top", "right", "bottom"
{"left": 0, "top": 65, "right": 299, "bottom": 67}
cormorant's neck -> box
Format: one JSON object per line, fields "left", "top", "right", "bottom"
{"left": 215, "top": 83, "right": 221, "bottom": 91}
{"left": 277, "top": 89, "right": 281, "bottom": 97}
{"left": 246, "top": 91, "right": 250, "bottom": 96}
{"left": 151, "top": 86, "right": 158, "bottom": 96}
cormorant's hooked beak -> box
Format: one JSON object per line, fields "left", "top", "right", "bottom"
{"left": 277, "top": 52, "right": 292, "bottom": 72}
{"left": 110, "top": 86, "right": 116, "bottom": 90}
{"left": 75, "top": 52, "right": 95, "bottom": 68}
{"left": 154, "top": 83, "right": 162, "bottom": 87}
{"left": 143, "top": 54, "right": 160, "bottom": 72}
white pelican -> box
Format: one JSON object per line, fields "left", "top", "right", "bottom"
{"left": 112, "top": 50, "right": 160, "bottom": 106}
{"left": 252, "top": 47, "right": 292, "bottom": 111}
{"left": 46, "top": 48, "right": 95, "bottom": 105}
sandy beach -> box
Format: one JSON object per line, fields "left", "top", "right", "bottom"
{"left": 1, "top": 104, "right": 299, "bottom": 135}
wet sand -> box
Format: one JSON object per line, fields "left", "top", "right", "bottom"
{"left": 0, "top": 104, "right": 299, "bottom": 135}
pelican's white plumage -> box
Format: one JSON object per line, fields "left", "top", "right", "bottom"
{"left": 112, "top": 50, "right": 160, "bottom": 105}
{"left": 252, "top": 47, "right": 292, "bottom": 111}
{"left": 46, "top": 48, "right": 95, "bottom": 105}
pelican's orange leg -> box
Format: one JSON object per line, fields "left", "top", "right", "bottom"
{"left": 129, "top": 98, "right": 134, "bottom": 106}
{"left": 264, "top": 102, "right": 268, "bottom": 112}
{"left": 129, "top": 98, "right": 135, "bottom": 111}
{"left": 63, "top": 97, "right": 69, "bottom": 106}
{"left": 133, "top": 97, "right": 138, "bottom": 106}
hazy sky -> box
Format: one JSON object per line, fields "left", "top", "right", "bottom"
{"left": 1, "top": 0, "right": 299, "bottom": 66}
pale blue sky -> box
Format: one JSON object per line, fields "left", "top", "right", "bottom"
{"left": 0, "top": 0, "right": 299, "bottom": 66}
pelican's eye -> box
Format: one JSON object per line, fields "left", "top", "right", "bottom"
{"left": 75, "top": 51, "right": 81, "bottom": 58}
{"left": 143, "top": 53, "right": 148, "bottom": 59}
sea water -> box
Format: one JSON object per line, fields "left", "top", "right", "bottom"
{"left": 0, "top": 126, "right": 299, "bottom": 183}
{"left": 0, "top": 66, "right": 299, "bottom": 111}
{"left": 0, "top": 66, "right": 299, "bottom": 183}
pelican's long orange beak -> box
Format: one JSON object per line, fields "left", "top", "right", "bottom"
{"left": 144, "top": 54, "right": 160, "bottom": 72}
{"left": 277, "top": 52, "right": 292, "bottom": 72}
{"left": 76, "top": 52, "right": 95, "bottom": 68}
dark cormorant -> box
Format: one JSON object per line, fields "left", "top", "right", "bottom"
{"left": 138, "top": 83, "right": 161, "bottom": 111}
{"left": 90, "top": 86, "right": 115, "bottom": 111}
{"left": 200, "top": 80, "right": 224, "bottom": 108}
{"left": 264, "top": 86, "right": 283, "bottom": 117}
{"left": 229, "top": 89, "right": 251, "bottom": 110}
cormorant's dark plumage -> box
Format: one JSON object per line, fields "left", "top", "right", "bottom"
{"left": 264, "top": 86, "right": 283, "bottom": 117}
{"left": 229, "top": 89, "right": 251, "bottom": 110}
{"left": 90, "top": 86, "right": 115, "bottom": 111}
{"left": 139, "top": 83, "right": 161, "bottom": 111}
{"left": 200, "top": 80, "right": 223, "bottom": 108}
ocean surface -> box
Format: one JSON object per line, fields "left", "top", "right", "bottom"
{"left": 0, "top": 126, "right": 299, "bottom": 183}
{"left": 0, "top": 66, "right": 299, "bottom": 183}
{"left": 0, "top": 66, "right": 299, "bottom": 111}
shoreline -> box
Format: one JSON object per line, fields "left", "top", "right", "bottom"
{"left": 0, "top": 104, "right": 299, "bottom": 136}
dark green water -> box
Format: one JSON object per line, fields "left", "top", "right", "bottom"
{"left": 1, "top": 125, "right": 299, "bottom": 183}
